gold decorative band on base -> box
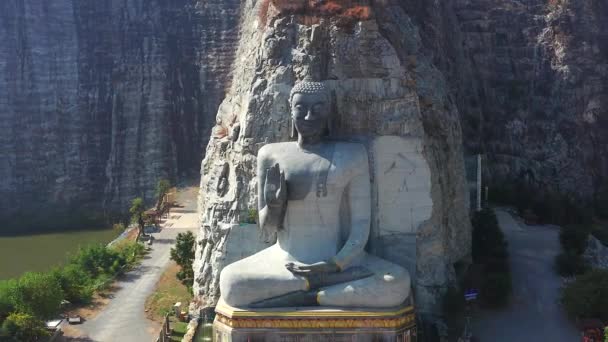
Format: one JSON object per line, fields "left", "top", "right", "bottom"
{"left": 215, "top": 300, "right": 414, "bottom": 318}
{"left": 213, "top": 299, "right": 416, "bottom": 330}
{"left": 215, "top": 311, "right": 416, "bottom": 329}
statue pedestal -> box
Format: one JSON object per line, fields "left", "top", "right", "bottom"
{"left": 212, "top": 299, "right": 417, "bottom": 342}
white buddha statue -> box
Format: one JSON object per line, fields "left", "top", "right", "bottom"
{"left": 219, "top": 80, "right": 411, "bottom": 308}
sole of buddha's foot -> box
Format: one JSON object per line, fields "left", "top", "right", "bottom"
{"left": 249, "top": 290, "right": 318, "bottom": 308}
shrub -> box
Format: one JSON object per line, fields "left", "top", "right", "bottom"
{"left": 561, "top": 269, "right": 608, "bottom": 321}
{"left": 471, "top": 209, "right": 512, "bottom": 306}
{"left": 480, "top": 272, "right": 512, "bottom": 307}
{"left": 156, "top": 179, "right": 171, "bottom": 211}
{"left": 559, "top": 225, "right": 590, "bottom": 255}
{"left": 483, "top": 257, "right": 510, "bottom": 273}
{"left": 130, "top": 197, "right": 146, "bottom": 238}
{"left": 50, "top": 264, "right": 93, "bottom": 304}
{"left": 472, "top": 209, "right": 508, "bottom": 263}
{"left": 112, "top": 240, "right": 146, "bottom": 269}
{"left": 90, "top": 274, "right": 114, "bottom": 292}
{"left": 0, "top": 312, "right": 48, "bottom": 342}
{"left": 75, "top": 244, "right": 128, "bottom": 278}
{"left": 342, "top": 5, "right": 371, "bottom": 20}
{"left": 10, "top": 272, "right": 63, "bottom": 319}
{"left": 442, "top": 287, "right": 465, "bottom": 316}
{"left": 271, "top": 0, "right": 306, "bottom": 14}
{"left": 0, "top": 280, "right": 16, "bottom": 321}
{"left": 320, "top": 1, "right": 343, "bottom": 15}
{"left": 247, "top": 208, "right": 258, "bottom": 224}
{"left": 263, "top": 0, "right": 372, "bottom": 28}
{"left": 487, "top": 183, "right": 518, "bottom": 207}
{"left": 488, "top": 181, "right": 594, "bottom": 226}
{"left": 171, "top": 231, "right": 196, "bottom": 290}
{"left": 555, "top": 252, "right": 589, "bottom": 277}
{"left": 112, "top": 222, "right": 126, "bottom": 234}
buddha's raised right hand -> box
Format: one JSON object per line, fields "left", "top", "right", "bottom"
{"left": 264, "top": 163, "right": 287, "bottom": 208}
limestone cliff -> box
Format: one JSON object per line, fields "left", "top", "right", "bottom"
{"left": 193, "top": 0, "right": 471, "bottom": 318}
{"left": 385, "top": 0, "right": 608, "bottom": 206}
{"left": 3, "top": 0, "right": 606, "bottom": 233}
{"left": 0, "top": 0, "right": 240, "bottom": 229}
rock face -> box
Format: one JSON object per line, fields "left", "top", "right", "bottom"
{"left": 452, "top": 0, "right": 608, "bottom": 198}
{"left": 0, "top": 0, "right": 241, "bottom": 228}
{"left": 3, "top": 0, "right": 606, "bottom": 233}
{"left": 584, "top": 235, "right": 608, "bottom": 270}
{"left": 193, "top": 0, "right": 471, "bottom": 318}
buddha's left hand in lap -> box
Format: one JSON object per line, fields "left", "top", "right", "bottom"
{"left": 285, "top": 260, "right": 339, "bottom": 275}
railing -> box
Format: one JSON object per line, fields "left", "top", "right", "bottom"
{"left": 156, "top": 313, "right": 171, "bottom": 342}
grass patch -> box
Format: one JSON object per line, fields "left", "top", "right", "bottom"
{"left": 170, "top": 321, "right": 188, "bottom": 342}
{"left": 145, "top": 261, "right": 193, "bottom": 323}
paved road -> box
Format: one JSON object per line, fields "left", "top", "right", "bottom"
{"left": 471, "top": 209, "right": 579, "bottom": 342}
{"left": 69, "top": 188, "right": 199, "bottom": 342}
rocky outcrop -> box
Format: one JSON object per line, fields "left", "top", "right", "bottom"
{"left": 0, "top": 0, "right": 241, "bottom": 230}
{"left": 2, "top": 0, "right": 606, "bottom": 233}
{"left": 584, "top": 235, "right": 608, "bottom": 270}
{"left": 452, "top": 0, "right": 608, "bottom": 200}
{"left": 193, "top": 0, "right": 472, "bottom": 318}
{"left": 390, "top": 0, "right": 608, "bottom": 206}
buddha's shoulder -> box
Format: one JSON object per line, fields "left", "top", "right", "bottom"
{"left": 257, "top": 142, "right": 297, "bottom": 159}
{"left": 257, "top": 141, "right": 367, "bottom": 159}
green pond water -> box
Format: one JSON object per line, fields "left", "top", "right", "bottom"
{"left": 0, "top": 228, "right": 119, "bottom": 280}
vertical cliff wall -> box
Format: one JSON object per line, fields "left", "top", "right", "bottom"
{"left": 2, "top": 0, "right": 605, "bottom": 232}
{"left": 392, "top": 0, "right": 608, "bottom": 207}
{"left": 193, "top": 0, "right": 472, "bottom": 318}
{"left": 466, "top": 0, "right": 608, "bottom": 200}
{"left": 0, "top": 0, "right": 241, "bottom": 229}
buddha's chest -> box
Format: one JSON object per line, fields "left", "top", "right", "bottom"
{"left": 277, "top": 149, "right": 346, "bottom": 201}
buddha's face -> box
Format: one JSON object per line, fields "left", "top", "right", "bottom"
{"left": 291, "top": 92, "right": 330, "bottom": 139}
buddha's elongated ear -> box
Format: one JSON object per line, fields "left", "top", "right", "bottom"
{"left": 326, "top": 117, "right": 332, "bottom": 137}
{"left": 290, "top": 118, "right": 297, "bottom": 139}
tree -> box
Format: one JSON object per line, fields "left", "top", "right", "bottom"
{"left": 70, "top": 245, "right": 125, "bottom": 278}
{"left": 472, "top": 208, "right": 508, "bottom": 263}
{"left": 480, "top": 272, "right": 512, "bottom": 307}
{"left": 555, "top": 251, "right": 589, "bottom": 277}
{"left": 51, "top": 264, "right": 93, "bottom": 304}
{"left": 10, "top": 272, "right": 63, "bottom": 319}
{"left": 170, "top": 231, "right": 196, "bottom": 290}
{"left": 156, "top": 179, "right": 171, "bottom": 212}
{"left": 561, "top": 269, "right": 608, "bottom": 321}
{"left": 0, "top": 312, "right": 48, "bottom": 341}
{"left": 559, "top": 225, "right": 590, "bottom": 255}
{"left": 471, "top": 209, "right": 512, "bottom": 307}
{"left": 0, "top": 280, "right": 16, "bottom": 321}
{"left": 130, "top": 197, "right": 146, "bottom": 240}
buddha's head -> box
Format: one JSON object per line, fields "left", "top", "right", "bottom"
{"left": 289, "top": 80, "right": 331, "bottom": 141}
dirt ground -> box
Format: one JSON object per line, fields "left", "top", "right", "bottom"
{"left": 144, "top": 261, "right": 193, "bottom": 323}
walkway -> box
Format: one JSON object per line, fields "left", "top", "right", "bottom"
{"left": 471, "top": 208, "right": 579, "bottom": 341}
{"left": 66, "top": 187, "right": 199, "bottom": 342}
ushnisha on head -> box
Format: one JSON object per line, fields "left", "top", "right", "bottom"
{"left": 289, "top": 80, "right": 331, "bottom": 143}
